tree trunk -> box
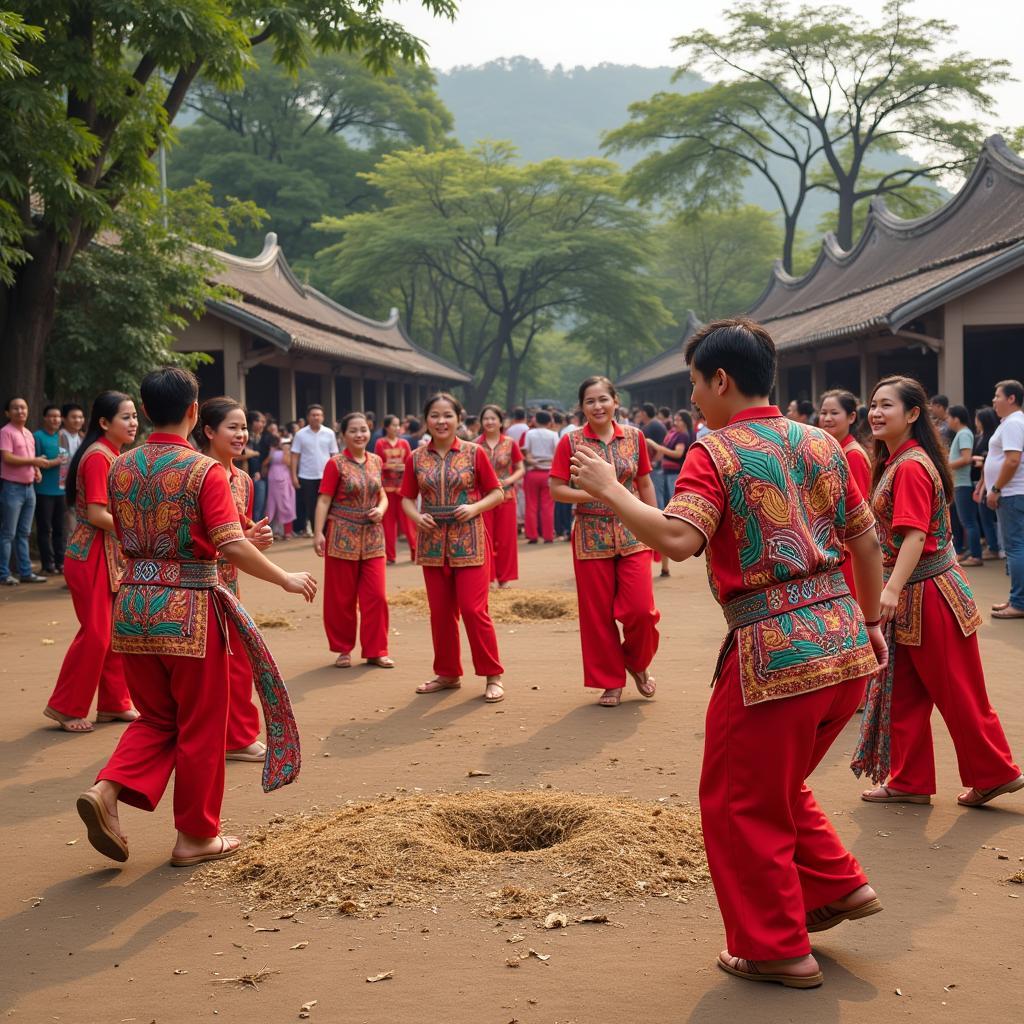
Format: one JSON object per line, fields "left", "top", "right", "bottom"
{"left": 781, "top": 213, "right": 798, "bottom": 277}
{"left": 0, "top": 240, "right": 62, "bottom": 415}
{"left": 835, "top": 181, "right": 857, "bottom": 251}
{"left": 464, "top": 317, "right": 512, "bottom": 411}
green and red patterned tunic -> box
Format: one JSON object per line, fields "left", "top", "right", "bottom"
{"left": 65, "top": 437, "right": 126, "bottom": 592}
{"left": 664, "top": 407, "right": 879, "bottom": 705}
{"left": 318, "top": 449, "right": 386, "bottom": 561}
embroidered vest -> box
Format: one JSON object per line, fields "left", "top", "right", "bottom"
{"left": 699, "top": 417, "right": 878, "bottom": 705}
{"left": 871, "top": 445, "right": 981, "bottom": 645}
{"left": 218, "top": 468, "right": 253, "bottom": 595}
{"left": 65, "top": 442, "right": 125, "bottom": 592}
{"left": 568, "top": 426, "right": 648, "bottom": 560}
{"left": 109, "top": 444, "right": 221, "bottom": 658}
{"left": 377, "top": 439, "right": 408, "bottom": 492}
{"left": 412, "top": 442, "right": 487, "bottom": 567}
{"left": 325, "top": 452, "right": 386, "bottom": 560}
{"left": 480, "top": 435, "right": 518, "bottom": 501}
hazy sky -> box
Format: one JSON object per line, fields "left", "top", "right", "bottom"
{"left": 384, "top": 0, "right": 1023, "bottom": 128}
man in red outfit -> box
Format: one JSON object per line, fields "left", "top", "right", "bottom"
{"left": 571, "top": 319, "right": 888, "bottom": 988}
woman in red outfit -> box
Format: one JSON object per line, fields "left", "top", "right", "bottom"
{"left": 819, "top": 389, "right": 872, "bottom": 599}
{"left": 861, "top": 376, "right": 1022, "bottom": 808}
{"left": 314, "top": 412, "right": 393, "bottom": 670}
{"left": 374, "top": 415, "right": 415, "bottom": 563}
{"left": 198, "top": 397, "right": 274, "bottom": 763}
{"left": 477, "top": 404, "right": 525, "bottom": 589}
{"left": 44, "top": 392, "right": 139, "bottom": 733}
{"left": 549, "top": 376, "right": 660, "bottom": 707}
{"left": 401, "top": 393, "right": 506, "bottom": 702}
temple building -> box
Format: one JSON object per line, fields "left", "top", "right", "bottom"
{"left": 619, "top": 135, "right": 1024, "bottom": 411}
{"left": 172, "top": 232, "right": 470, "bottom": 421}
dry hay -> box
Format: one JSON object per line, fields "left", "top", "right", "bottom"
{"left": 203, "top": 791, "right": 707, "bottom": 919}
{"left": 250, "top": 611, "right": 294, "bottom": 629}
{"left": 390, "top": 587, "right": 577, "bottom": 623}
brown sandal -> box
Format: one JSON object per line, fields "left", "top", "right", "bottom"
{"left": 226, "top": 741, "right": 266, "bottom": 763}
{"left": 717, "top": 953, "right": 823, "bottom": 989}
{"left": 334, "top": 653, "right": 352, "bottom": 668}
{"left": 44, "top": 707, "right": 93, "bottom": 733}
{"left": 76, "top": 790, "right": 128, "bottom": 862}
{"left": 170, "top": 834, "right": 241, "bottom": 868}
{"left": 416, "top": 677, "right": 461, "bottom": 694}
{"left": 628, "top": 668, "right": 656, "bottom": 698}
{"left": 366, "top": 656, "right": 395, "bottom": 669}
{"left": 95, "top": 708, "right": 140, "bottom": 724}
{"left": 806, "top": 897, "right": 883, "bottom": 932}
{"left": 598, "top": 688, "right": 623, "bottom": 707}
{"left": 484, "top": 682, "right": 504, "bottom": 703}
{"left": 861, "top": 785, "right": 930, "bottom": 804}
{"left": 957, "top": 774, "right": 1024, "bottom": 807}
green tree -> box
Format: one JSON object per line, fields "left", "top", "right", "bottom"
{"left": 316, "top": 142, "right": 671, "bottom": 409}
{"left": 170, "top": 49, "right": 454, "bottom": 263}
{"left": 604, "top": 0, "right": 1008, "bottom": 271}
{"left": 0, "top": 0, "right": 457, "bottom": 413}
{"left": 47, "top": 184, "right": 264, "bottom": 402}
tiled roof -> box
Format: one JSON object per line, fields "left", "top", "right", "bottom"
{"left": 205, "top": 234, "right": 471, "bottom": 382}
{"left": 748, "top": 136, "right": 1024, "bottom": 350}
{"left": 617, "top": 311, "right": 702, "bottom": 388}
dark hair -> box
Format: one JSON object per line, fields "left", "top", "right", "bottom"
{"left": 658, "top": 406, "right": 671, "bottom": 418}
{"left": 947, "top": 404, "right": 969, "bottom": 425}
{"left": 552, "top": 411, "right": 564, "bottom": 425}
{"left": 479, "top": 403, "right": 505, "bottom": 427}
{"left": 996, "top": 379, "right": 1024, "bottom": 407}
{"left": 820, "top": 389, "right": 858, "bottom": 417}
{"left": 641, "top": 402, "right": 657, "bottom": 418}
{"left": 870, "top": 376, "right": 953, "bottom": 501}
{"left": 265, "top": 432, "right": 282, "bottom": 450}
{"left": 578, "top": 375, "right": 618, "bottom": 405}
{"left": 306, "top": 403, "right": 324, "bottom": 415}
{"left": 676, "top": 409, "right": 694, "bottom": 434}
{"left": 381, "top": 414, "right": 399, "bottom": 430}
{"left": 797, "top": 399, "right": 815, "bottom": 418}
{"left": 535, "top": 409, "right": 552, "bottom": 426}
{"left": 140, "top": 367, "right": 198, "bottom": 427}
{"left": 197, "top": 396, "right": 244, "bottom": 452}
{"left": 512, "top": 406, "right": 526, "bottom": 420}
{"left": 929, "top": 394, "right": 949, "bottom": 410}
{"left": 285, "top": 420, "right": 299, "bottom": 434}
{"left": 66, "top": 391, "right": 133, "bottom": 502}
{"left": 340, "top": 411, "right": 368, "bottom": 433}
{"left": 41, "top": 403, "right": 60, "bottom": 418}
{"left": 684, "top": 318, "right": 776, "bottom": 397}
{"left": 5, "top": 396, "right": 27, "bottom": 411}
{"left": 61, "top": 403, "right": 85, "bottom": 419}
{"left": 423, "top": 392, "right": 463, "bottom": 421}
{"left": 405, "top": 416, "right": 421, "bottom": 433}
{"left": 975, "top": 406, "right": 998, "bottom": 442}
{"left": 246, "top": 409, "right": 264, "bottom": 431}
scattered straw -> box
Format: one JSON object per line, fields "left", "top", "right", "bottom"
{"left": 251, "top": 611, "right": 294, "bottom": 629}
{"left": 1008, "top": 870, "right": 1024, "bottom": 885}
{"left": 390, "top": 588, "right": 576, "bottom": 623}
{"left": 202, "top": 791, "right": 707, "bottom": 919}
{"left": 213, "top": 966, "right": 277, "bottom": 990}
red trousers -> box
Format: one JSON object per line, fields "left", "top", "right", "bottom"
{"left": 48, "top": 546, "right": 132, "bottom": 719}
{"left": 383, "top": 490, "right": 415, "bottom": 562}
{"left": 422, "top": 562, "right": 503, "bottom": 677}
{"left": 324, "top": 554, "right": 389, "bottom": 658}
{"left": 484, "top": 498, "right": 518, "bottom": 583}
{"left": 99, "top": 605, "right": 229, "bottom": 837}
{"left": 572, "top": 548, "right": 659, "bottom": 689}
{"left": 701, "top": 648, "right": 869, "bottom": 960}
{"left": 524, "top": 469, "right": 554, "bottom": 541}
{"left": 889, "top": 580, "right": 1019, "bottom": 794}
{"left": 225, "top": 618, "right": 261, "bottom": 750}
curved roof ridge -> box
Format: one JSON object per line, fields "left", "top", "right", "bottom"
{"left": 211, "top": 231, "right": 309, "bottom": 298}
{"left": 303, "top": 285, "right": 404, "bottom": 333}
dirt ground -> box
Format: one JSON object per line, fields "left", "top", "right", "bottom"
{"left": 1, "top": 537, "right": 1022, "bottom": 1024}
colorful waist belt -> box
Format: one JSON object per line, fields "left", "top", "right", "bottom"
{"left": 573, "top": 504, "right": 613, "bottom": 517}
{"left": 721, "top": 569, "right": 851, "bottom": 631}
{"left": 884, "top": 544, "right": 958, "bottom": 585}
{"left": 329, "top": 504, "right": 375, "bottom": 525}
{"left": 422, "top": 504, "right": 461, "bottom": 523}
{"left": 125, "top": 558, "right": 219, "bottom": 588}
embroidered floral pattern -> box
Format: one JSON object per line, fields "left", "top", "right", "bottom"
{"left": 663, "top": 491, "right": 720, "bottom": 542}
{"left": 65, "top": 442, "right": 126, "bottom": 592}
{"left": 218, "top": 469, "right": 253, "bottom": 595}
{"left": 568, "top": 427, "right": 649, "bottom": 560}
{"left": 412, "top": 443, "right": 486, "bottom": 567}
{"left": 325, "top": 452, "right": 385, "bottom": 560}
{"left": 480, "top": 435, "right": 519, "bottom": 502}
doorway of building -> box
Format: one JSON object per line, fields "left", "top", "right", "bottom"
{"left": 964, "top": 327, "right": 1024, "bottom": 413}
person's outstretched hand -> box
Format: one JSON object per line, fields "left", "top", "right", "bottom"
{"left": 283, "top": 571, "right": 317, "bottom": 603}
{"left": 570, "top": 444, "right": 617, "bottom": 498}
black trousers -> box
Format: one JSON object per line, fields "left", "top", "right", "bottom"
{"left": 35, "top": 492, "right": 66, "bottom": 570}
{"left": 295, "top": 476, "right": 321, "bottom": 533}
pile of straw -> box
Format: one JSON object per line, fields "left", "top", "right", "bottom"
{"left": 204, "top": 791, "right": 707, "bottom": 918}
{"left": 390, "top": 588, "right": 577, "bottom": 623}
{"left": 250, "top": 611, "right": 294, "bottom": 629}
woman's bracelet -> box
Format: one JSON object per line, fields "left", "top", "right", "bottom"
{"left": 864, "top": 617, "right": 882, "bottom": 628}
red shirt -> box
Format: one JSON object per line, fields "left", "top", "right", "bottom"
{"left": 80, "top": 437, "right": 120, "bottom": 505}
{"left": 885, "top": 439, "right": 940, "bottom": 556}
{"left": 398, "top": 437, "right": 501, "bottom": 500}
{"left": 840, "top": 433, "right": 872, "bottom": 501}
{"left": 667, "top": 407, "right": 870, "bottom": 605}
{"left": 374, "top": 436, "right": 412, "bottom": 491}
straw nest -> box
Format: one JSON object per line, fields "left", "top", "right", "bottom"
{"left": 204, "top": 791, "right": 707, "bottom": 918}
{"left": 390, "top": 588, "right": 577, "bottom": 623}
{"left": 250, "top": 611, "right": 294, "bottom": 629}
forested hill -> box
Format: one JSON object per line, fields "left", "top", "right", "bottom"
{"left": 433, "top": 58, "right": 695, "bottom": 166}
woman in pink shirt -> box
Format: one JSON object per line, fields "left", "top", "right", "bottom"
{"left": 1, "top": 396, "right": 49, "bottom": 584}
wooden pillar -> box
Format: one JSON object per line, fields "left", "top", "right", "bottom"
{"left": 225, "top": 331, "right": 245, "bottom": 406}
{"left": 375, "top": 379, "right": 387, "bottom": 419}
{"left": 809, "top": 356, "right": 823, "bottom": 406}
{"left": 278, "top": 367, "right": 296, "bottom": 423}
{"left": 940, "top": 302, "right": 964, "bottom": 404}
{"left": 859, "top": 346, "right": 879, "bottom": 402}
{"left": 351, "top": 375, "right": 365, "bottom": 414}
{"left": 323, "top": 370, "right": 337, "bottom": 427}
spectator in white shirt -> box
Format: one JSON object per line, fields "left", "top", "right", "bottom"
{"left": 984, "top": 379, "right": 1024, "bottom": 619}
{"left": 289, "top": 404, "right": 339, "bottom": 536}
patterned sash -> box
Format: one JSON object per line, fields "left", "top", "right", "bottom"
{"left": 124, "top": 556, "right": 300, "bottom": 793}
{"left": 722, "top": 569, "right": 850, "bottom": 630}
{"left": 328, "top": 503, "right": 376, "bottom": 525}
{"left": 422, "top": 503, "right": 460, "bottom": 523}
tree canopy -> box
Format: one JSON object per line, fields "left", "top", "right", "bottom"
{"left": 604, "top": 0, "right": 1008, "bottom": 271}
{"left": 315, "top": 142, "right": 671, "bottom": 409}
{"left": 0, "top": 0, "right": 457, "bottom": 411}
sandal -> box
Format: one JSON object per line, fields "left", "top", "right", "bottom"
{"left": 598, "top": 688, "right": 623, "bottom": 707}
{"left": 95, "top": 708, "right": 140, "bottom": 724}
{"left": 992, "top": 601, "right": 1010, "bottom": 611}
{"left": 957, "top": 774, "right": 1024, "bottom": 807}
{"left": 334, "top": 653, "right": 352, "bottom": 668}
{"left": 991, "top": 607, "right": 1024, "bottom": 620}
{"left": 861, "top": 785, "right": 930, "bottom": 804}
{"left": 717, "top": 952, "right": 823, "bottom": 989}
{"left": 44, "top": 707, "right": 94, "bottom": 733}
{"left": 170, "top": 834, "right": 241, "bottom": 868}
{"left": 628, "top": 667, "right": 656, "bottom": 699}
{"left": 416, "top": 677, "right": 461, "bottom": 694}
{"left": 76, "top": 789, "right": 128, "bottom": 862}
{"left": 806, "top": 896, "right": 883, "bottom": 933}
{"left": 484, "top": 681, "right": 505, "bottom": 704}
{"left": 226, "top": 741, "right": 267, "bottom": 763}
{"left": 366, "top": 656, "right": 395, "bottom": 669}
